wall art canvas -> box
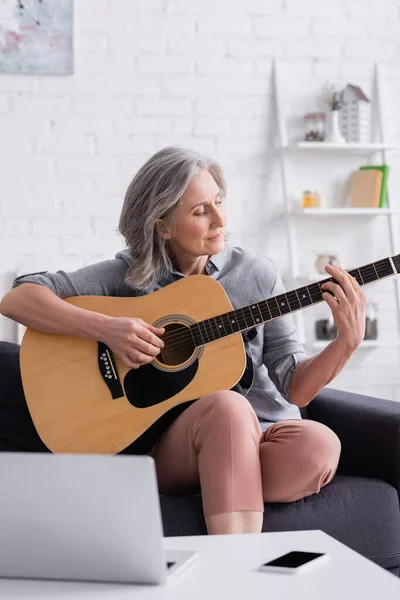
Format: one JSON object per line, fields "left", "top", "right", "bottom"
{"left": 0, "top": 0, "right": 73, "bottom": 74}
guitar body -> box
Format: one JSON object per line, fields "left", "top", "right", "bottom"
{"left": 20, "top": 275, "right": 247, "bottom": 454}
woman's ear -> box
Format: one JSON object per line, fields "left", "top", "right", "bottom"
{"left": 155, "top": 219, "right": 172, "bottom": 240}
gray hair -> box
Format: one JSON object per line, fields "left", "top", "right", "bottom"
{"left": 118, "top": 146, "right": 227, "bottom": 290}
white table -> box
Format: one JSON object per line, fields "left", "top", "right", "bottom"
{"left": 0, "top": 529, "right": 399, "bottom": 599}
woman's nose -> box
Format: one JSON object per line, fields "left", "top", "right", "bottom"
{"left": 213, "top": 208, "right": 225, "bottom": 227}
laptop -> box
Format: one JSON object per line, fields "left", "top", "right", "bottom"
{"left": 0, "top": 453, "right": 198, "bottom": 584}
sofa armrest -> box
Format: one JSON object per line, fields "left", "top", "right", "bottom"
{"left": 306, "top": 387, "right": 400, "bottom": 499}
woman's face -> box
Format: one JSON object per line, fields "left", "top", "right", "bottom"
{"left": 161, "top": 169, "right": 227, "bottom": 261}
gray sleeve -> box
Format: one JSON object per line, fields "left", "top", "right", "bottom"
{"left": 261, "top": 261, "right": 308, "bottom": 403}
{"left": 12, "top": 256, "right": 130, "bottom": 299}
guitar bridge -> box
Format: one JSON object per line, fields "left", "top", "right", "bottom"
{"left": 97, "top": 342, "right": 124, "bottom": 399}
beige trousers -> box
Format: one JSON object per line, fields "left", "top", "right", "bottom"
{"left": 149, "top": 390, "right": 341, "bottom": 517}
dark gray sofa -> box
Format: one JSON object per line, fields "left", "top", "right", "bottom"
{"left": 1, "top": 341, "right": 400, "bottom": 576}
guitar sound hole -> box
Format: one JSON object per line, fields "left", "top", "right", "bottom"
{"left": 158, "top": 323, "right": 195, "bottom": 366}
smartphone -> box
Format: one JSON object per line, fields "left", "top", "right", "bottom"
{"left": 259, "top": 551, "right": 329, "bottom": 574}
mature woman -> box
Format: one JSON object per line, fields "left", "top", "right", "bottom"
{"left": 0, "top": 146, "right": 366, "bottom": 535}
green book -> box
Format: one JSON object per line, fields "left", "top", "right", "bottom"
{"left": 360, "top": 165, "right": 390, "bottom": 208}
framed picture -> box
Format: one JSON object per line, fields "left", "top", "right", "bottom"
{"left": 0, "top": 0, "right": 73, "bottom": 74}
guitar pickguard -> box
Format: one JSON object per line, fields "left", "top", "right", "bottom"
{"left": 123, "top": 359, "right": 199, "bottom": 408}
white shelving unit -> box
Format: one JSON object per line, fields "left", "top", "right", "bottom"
{"left": 273, "top": 59, "right": 400, "bottom": 351}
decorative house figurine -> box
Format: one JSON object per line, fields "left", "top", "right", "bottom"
{"left": 339, "top": 84, "right": 371, "bottom": 143}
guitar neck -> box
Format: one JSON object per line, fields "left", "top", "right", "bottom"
{"left": 190, "top": 254, "right": 400, "bottom": 346}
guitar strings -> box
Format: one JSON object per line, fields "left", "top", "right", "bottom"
{"left": 157, "top": 261, "right": 395, "bottom": 350}
{"left": 156, "top": 260, "right": 395, "bottom": 351}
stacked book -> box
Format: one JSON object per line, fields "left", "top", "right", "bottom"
{"left": 349, "top": 165, "right": 389, "bottom": 208}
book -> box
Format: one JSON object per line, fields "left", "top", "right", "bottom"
{"left": 349, "top": 169, "right": 382, "bottom": 208}
{"left": 359, "top": 165, "right": 390, "bottom": 208}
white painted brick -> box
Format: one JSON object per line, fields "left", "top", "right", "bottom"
{"left": 77, "top": 11, "right": 129, "bottom": 32}
{"left": 79, "top": 0, "right": 108, "bottom": 11}
{"left": 285, "top": 0, "right": 340, "bottom": 15}
{"left": 38, "top": 74, "right": 103, "bottom": 94}
{"left": 310, "top": 16, "right": 366, "bottom": 38}
{"left": 166, "top": 0, "right": 282, "bottom": 14}
{"left": 193, "top": 119, "right": 228, "bottom": 136}
{"left": 77, "top": 55, "right": 134, "bottom": 74}
{"left": 196, "top": 98, "right": 266, "bottom": 118}
{"left": 108, "top": 34, "right": 166, "bottom": 56}
{"left": 228, "top": 40, "right": 280, "bottom": 61}
{"left": 217, "top": 136, "right": 266, "bottom": 155}
{"left": 228, "top": 118, "right": 267, "bottom": 136}
{"left": 197, "top": 15, "right": 252, "bottom": 35}
{"left": 73, "top": 95, "right": 132, "bottom": 115}
{"left": 137, "top": 57, "right": 195, "bottom": 75}
{"left": 64, "top": 197, "right": 122, "bottom": 217}
{"left": 314, "top": 61, "right": 341, "bottom": 80}
{"left": 92, "top": 216, "right": 122, "bottom": 236}
{"left": 118, "top": 156, "right": 156, "bottom": 185}
{"left": 0, "top": 76, "right": 38, "bottom": 92}
{"left": 345, "top": 0, "right": 397, "bottom": 18}
{"left": 344, "top": 40, "right": 398, "bottom": 61}
{"left": 365, "top": 387, "right": 395, "bottom": 401}
{"left": 164, "top": 75, "right": 225, "bottom": 97}
{"left": 2, "top": 218, "right": 31, "bottom": 235}
{"left": 0, "top": 95, "right": 10, "bottom": 112}
{"left": 164, "top": 75, "right": 266, "bottom": 97}
{"left": 173, "top": 118, "right": 194, "bottom": 135}
{"left": 126, "top": 15, "right": 195, "bottom": 34}
{"left": 284, "top": 40, "right": 341, "bottom": 60}
{"left": 54, "top": 157, "right": 118, "bottom": 176}
{"left": 75, "top": 32, "right": 108, "bottom": 55}
{"left": 52, "top": 116, "right": 113, "bottom": 134}
{"left": 61, "top": 235, "right": 121, "bottom": 256}
{"left": 196, "top": 58, "right": 253, "bottom": 76}
{"left": 90, "top": 178, "right": 127, "bottom": 197}
{"left": 96, "top": 135, "right": 156, "bottom": 155}
{"left": 38, "top": 135, "right": 94, "bottom": 155}
{"left": 2, "top": 193, "right": 59, "bottom": 217}
{"left": 0, "top": 137, "right": 33, "bottom": 154}
{"left": 156, "top": 136, "right": 216, "bottom": 154}
{"left": 32, "top": 217, "right": 92, "bottom": 236}
{"left": 10, "top": 95, "right": 72, "bottom": 114}
{"left": 0, "top": 236, "right": 60, "bottom": 256}
{"left": 100, "top": 75, "right": 162, "bottom": 95}
{"left": 2, "top": 156, "right": 52, "bottom": 175}
{"left": 0, "top": 116, "right": 51, "bottom": 134}
{"left": 167, "top": 35, "right": 225, "bottom": 56}
{"left": 368, "top": 367, "right": 400, "bottom": 386}
{"left": 113, "top": 117, "right": 171, "bottom": 135}
{"left": 107, "top": 0, "right": 164, "bottom": 12}
{"left": 137, "top": 98, "right": 192, "bottom": 116}
{"left": 385, "top": 64, "right": 400, "bottom": 79}
{"left": 254, "top": 16, "right": 311, "bottom": 39}
{"left": 30, "top": 179, "right": 92, "bottom": 199}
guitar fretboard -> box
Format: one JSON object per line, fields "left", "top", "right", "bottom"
{"left": 190, "top": 255, "right": 399, "bottom": 346}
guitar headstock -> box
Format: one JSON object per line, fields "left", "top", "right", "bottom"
{"left": 393, "top": 254, "right": 400, "bottom": 273}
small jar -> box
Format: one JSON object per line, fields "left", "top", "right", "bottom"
{"left": 302, "top": 190, "right": 321, "bottom": 209}
{"left": 304, "top": 112, "right": 326, "bottom": 142}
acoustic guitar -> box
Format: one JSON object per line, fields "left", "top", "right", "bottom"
{"left": 20, "top": 254, "right": 400, "bottom": 455}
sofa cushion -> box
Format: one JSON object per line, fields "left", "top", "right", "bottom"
{"left": 0, "top": 342, "right": 49, "bottom": 452}
{"left": 160, "top": 474, "right": 400, "bottom": 571}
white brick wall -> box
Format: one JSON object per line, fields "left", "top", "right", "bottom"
{"left": 1, "top": 0, "right": 400, "bottom": 403}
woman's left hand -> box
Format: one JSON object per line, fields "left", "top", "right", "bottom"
{"left": 321, "top": 265, "right": 367, "bottom": 351}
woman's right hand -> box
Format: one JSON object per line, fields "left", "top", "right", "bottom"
{"left": 101, "top": 316, "right": 165, "bottom": 369}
